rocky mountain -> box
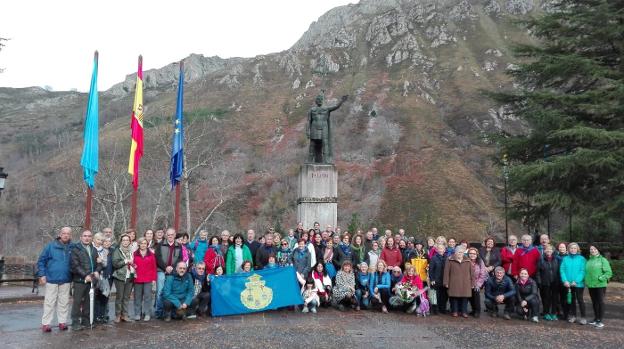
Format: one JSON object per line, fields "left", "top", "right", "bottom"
{"left": 0, "top": 0, "right": 541, "bottom": 257}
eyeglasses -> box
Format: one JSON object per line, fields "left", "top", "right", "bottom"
{"left": 282, "top": 243, "right": 288, "bottom": 246}
{"left": 196, "top": 267, "right": 205, "bottom": 270}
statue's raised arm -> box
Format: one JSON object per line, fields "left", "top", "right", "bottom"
{"left": 327, "top": 95, "right": 349, "bottom": 112}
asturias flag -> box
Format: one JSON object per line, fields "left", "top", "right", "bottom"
{"left": 80, "top": 51, "right": 99, "bottom": 189}
{"left": 128, "top": 56, "right": 144, "bottom": 190}
{"left": 210, "top": 266, "right": 303, "bottom": 317}
{"left": 169, "top": 63, "right": 184, "bottom": 189}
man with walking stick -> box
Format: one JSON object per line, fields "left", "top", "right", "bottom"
{"left": 70, "top": 230, "right": 102, "bottom": 331}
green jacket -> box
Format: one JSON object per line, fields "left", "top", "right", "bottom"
{"left": 584, "top": 254, "right": 612, "bottom": 288}
{"left": 225, "top": 244, "right": 253, "bottom": 274}
{"left": 112, "top": 247, "right": 135, "bottom": 282}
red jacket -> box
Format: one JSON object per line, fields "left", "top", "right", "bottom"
{"left": 512, "top": 245, "right": 541, "bottom": 278}
{"left": 380, "top": 247, "right": 403, "bottom": 269}
{"left": 203, "top": 246, "right": 225, "bottom": 275}
{"left": 400, "top": 274, "right": 424, "bottom": 290}
{"left": 500, "top": 246, "right": 518, "bottom": 275}
{"left": 133, "top": 250, "right": 157, "bottom": 283}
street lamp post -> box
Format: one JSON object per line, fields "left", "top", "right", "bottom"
{"left": 0, "top": 167, "right": 7, "bottom": 199}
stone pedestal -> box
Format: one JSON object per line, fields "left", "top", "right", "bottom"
{"left": 297, "top": 163, "right": 337, "bottom": 230}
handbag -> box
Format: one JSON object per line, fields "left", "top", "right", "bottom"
{"left": 325, "top": 262, "right": 337, "bottom": 279}
{"left": 427, "top": 287, "right": 437, "bottom": 305}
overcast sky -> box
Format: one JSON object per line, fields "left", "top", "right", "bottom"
{"left": 0, "top": 0, "right": 354, "bottom": 92}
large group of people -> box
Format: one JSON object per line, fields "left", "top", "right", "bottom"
{"left": 36, "top": 223, "right": 614, "bottom": 332}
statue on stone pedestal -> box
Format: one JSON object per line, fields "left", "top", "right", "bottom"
{"left": 306, "top": 93, "right": 348, "bottom": 164}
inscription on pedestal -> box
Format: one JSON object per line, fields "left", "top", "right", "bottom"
{"left": 297, "top": 164, "right": 338, "bottom": 229}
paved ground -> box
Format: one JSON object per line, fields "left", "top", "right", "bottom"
{"left": 1, "top": 285, "right": 623, "bottom": 349}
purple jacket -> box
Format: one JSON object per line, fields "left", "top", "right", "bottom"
{"left": 471, "top": 259, "right": 489, "bottom": 289}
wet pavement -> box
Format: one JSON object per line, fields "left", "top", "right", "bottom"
{"left": 1, "top": 287, "right": 623, "bottom": 349}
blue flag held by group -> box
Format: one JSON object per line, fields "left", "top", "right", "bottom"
{"left": 211, "top": 266, "right": 303, "bottom": 317}
{"left": 80, "top": 52, "right": 99, "bottom": 188}
{"left": 169, "top": 63, "right": 184, "bottom": 189}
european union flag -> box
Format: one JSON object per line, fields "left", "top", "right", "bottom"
{"left": 80, "top": 51, "right": 99, "bottom": 188}
{"left": 211, "top": 266, "right": 303, "bottom": 317}
{"left": 169, "top": 62, "right": 184, "bottom": 189}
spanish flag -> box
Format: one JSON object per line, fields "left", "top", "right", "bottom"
{"left": 128, "top": 55, "right": 144, "bottom": 190}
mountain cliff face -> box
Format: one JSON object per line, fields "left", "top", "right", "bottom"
{"left": 0, "top": 0, "right": 541, "bottom": 256}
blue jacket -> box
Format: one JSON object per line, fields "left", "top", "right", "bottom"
{"left": 162, "top": 272, "right": 194, "bottom": 308}
{"left": 369, "top": 271, "right": 390, "bottom": 295}
{"left": 36, "top": 239, "right": 72, "bottom": 284}
{"left": 560, "top": 253, "right": 586, "bottom": 288}
{"left": 484, "top": 275, "right": 516, "bottom": 301}
{"left": 191, "top": 239, "right": 209, "bottom": 265}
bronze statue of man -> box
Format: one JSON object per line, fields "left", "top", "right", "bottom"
{"left": 306, "top": 94, "right": 348, "bottom": 164}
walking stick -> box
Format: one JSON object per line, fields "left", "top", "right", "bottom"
{"left": 89, "top": 279, "right": 95, "bottom": 329}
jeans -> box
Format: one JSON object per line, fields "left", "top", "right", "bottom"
{"left": 155, "top": 271, "right": 166, "bottom": 317}
{"left": 189, "top": 291, "right": 211, "bottom": 315}
{"left": 304, "top": 299, "right": 319, "bottom": 311}
{"left": 370, "top": 288, "right": 390, "bottom": 308}
{"left": 450, "top": 297, "right": 468, "bottom": 314}
{"left": 355, "top": 289, "right": 370, "bottom": 309}
{"left": 588, "top": 287, "right": 605, "bottom": 322}
{"left": 484, "top": 296, "right": 515, "bottom": 314}
{"left": 133, "top": 282, "right": 153, "bottom": 318}
{"left": 518, "top": 297, "right": 540, "bottom": 317}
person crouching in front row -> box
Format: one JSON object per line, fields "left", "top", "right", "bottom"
{"left": 162, "top": 261, "right": 194, "bottom": 321}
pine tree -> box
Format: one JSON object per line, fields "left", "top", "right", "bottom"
{"left": 491, "top": 0, "right": 624, "bottom": 239}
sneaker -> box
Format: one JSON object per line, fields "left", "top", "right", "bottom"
{"left": 595, "top": 322, "right": 604, "bottom": 329}
{"left": 551, "top": 314, "right": 558, "bottom": 321}
{"left": 568, "top": 316, "right": 576, "bottom": 323}
{"left": 589, "top": 320, "right": 598, "bottom": 326}
{"left": 187, "top": 314, "right": 197, "bottom": 319}
{"left": 579, "top": 318, "right": 587, "bottom": 325}
{"left": 143, "top": 315, "right": 151, "bottom": 322}
{"left": 42, "top": 325, "right": 52, "bottom": 333}
{"left": 503, "top": 313, "right": 511, "bottom": 320}
{"left": 531, "top": 316, "right": 539, "bottom": 323}
{"left": 543, "top": 314, "right": 552, "bottom": 321}
{"left": 311, "top": 307, "right": 317, "bottom": 314}
{"left": 134, "top": 315, "right": 141, "bottom": 321}
{"left": 381, "top": 306, "right": 388, "bottom": 313}
{"left": 302, "top": 307, "right": 309, "bottom": 313}
{"left": 58, "top": 323, "right": 68, "bottom": 331}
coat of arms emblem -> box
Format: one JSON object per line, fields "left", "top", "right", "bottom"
{"left": 240, "top": 274, "right": 273, "bottom": 310}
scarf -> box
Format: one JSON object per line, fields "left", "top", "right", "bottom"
{"left": 351, "top": 243, "right": 365, "bottom": 262}
{"left": 339, "top": 242, "right": 352, "bottom": 257}
{"left": 518, "top": 278, "right": 531, "bottom": 287}
{"left": 119, "top": 244, "right": 134, "bottom": 279}
{"left": 295, "top": 248, "right": 307, "bottom": 261}
{"left": 519, "top": 244, "right": 535, "bottom": 256}
{"left": 323, "top": 246, "right": 334, "bottom": 262}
